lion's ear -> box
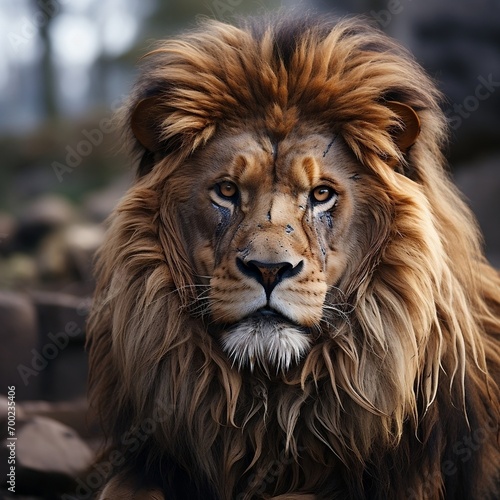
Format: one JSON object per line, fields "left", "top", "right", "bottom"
{"left": 130, "top": 96, "right": 164, "bottom": 153}
{"left": 386, "top": 101, "right": 420, "bottom": 154}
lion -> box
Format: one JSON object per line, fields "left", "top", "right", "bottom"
{"left": 87, "top": 13, "right": 500, "bottom": 500}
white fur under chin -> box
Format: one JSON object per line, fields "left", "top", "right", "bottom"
{"left": 220, "top": 316, "right": 311, "bottom": 374}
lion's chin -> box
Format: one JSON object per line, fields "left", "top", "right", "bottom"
{"left": 219, "top": 311, "right": 311, "bottom": 374}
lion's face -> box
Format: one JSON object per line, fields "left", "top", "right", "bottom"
{"left": 175, "top": 126, "right": 377, "bottom": 372}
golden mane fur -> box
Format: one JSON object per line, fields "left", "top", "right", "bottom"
{"left": 87, "top": 14, "right": 500, "bottom": 499}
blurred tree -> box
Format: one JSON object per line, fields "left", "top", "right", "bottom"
{"left": 35, "top": 0, "right": 57, "bottom": 120}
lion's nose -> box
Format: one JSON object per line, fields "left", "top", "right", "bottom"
{"left": 236, "top": 259, "right": 304, "bottom": 298}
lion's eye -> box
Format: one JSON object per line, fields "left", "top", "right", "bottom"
{"left": 311, "top": 186, "right": 336, "bottom": 204}
{"left": 216, "top": 181, "right": 239, "bottom": 201}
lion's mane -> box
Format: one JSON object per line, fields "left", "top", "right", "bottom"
{"left": 87, "top": 14, "right": 500, "bottom": 499}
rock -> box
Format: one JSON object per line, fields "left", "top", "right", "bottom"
{"left": 16, "top": 195, "right": 77, "bottom": 252}
{"left": 31, "top": 291, "right": 89, "bottom": 402}
{"left": 454, "top": 155, "right": 500, "bottom": 267}
{"left": 43, "top": 346, "right": 89, "bottom": 403}
{"left": 16, "top": 399, "right": 98, "bottom": 440}
{"left": 32, "top": 291, "right": 87, "bottom": 343}
{"left": 0, "top": 292, "right": 40, "bottom": 400}
{"left": 17, "top": 417, "right": 93, "bottom": 473}
{"left": 0, "top": 212, "right": 16, "bottom": 255}
{"left": 36, "top": 229, "right": 71, "bottom": 282}
{"left": 0, "top": 416, "right": 94, "bottom": 495}
{"left": 36, "top": 223, "right": 103, "bottom": 283}
{"left": 0, "top": 254, "right": 38, "bottom": 289}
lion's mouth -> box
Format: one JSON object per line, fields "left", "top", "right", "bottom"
{"left": 250, "top": 306, "right": 300, "bottom": 325}
{"left": 218, "top": 307, "right": 311, "bottom": 374}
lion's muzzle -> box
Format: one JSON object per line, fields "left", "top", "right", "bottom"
{"left": 214, "top": 254, "right": 317, "bottom": 373}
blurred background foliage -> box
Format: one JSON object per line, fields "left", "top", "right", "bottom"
{"left": 0, "top": 0, "right": 499, "bottom": 288}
